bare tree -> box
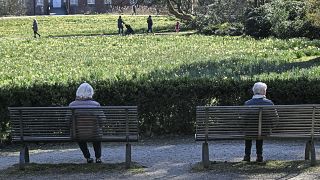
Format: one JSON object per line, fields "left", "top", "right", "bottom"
{"left": 166, "top": 0, "right": 196, "bottom": 21}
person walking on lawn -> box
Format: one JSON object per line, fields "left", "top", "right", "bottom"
{"left": 118, "top": 16, "right": 124, "bottom": 35}
{"left": 32, "top": 19, "right": 41, "bottom": 38}
{"left": 147, "top": 15, "right": 153, "bottom": 33}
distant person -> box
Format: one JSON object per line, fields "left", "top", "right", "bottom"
{"left": 69, "top": 83, "right": 103, "bottom": 164}
{"left": 32, "top": 19, "right": 41, "bottom": 38}
{"left": 175, "top": 21, "right": 180, "bottom": 33}
{"left": 125, "top": 24, "right": 134, "bottom": 35}
{"left": 132, "top": 5, "right": 137, "bottom": 15}
{"left": 118, "top": 16, "right": 124, "bottom": 35}
{"left": 147, "top": 15, "right": 153, "bottom": 33}
{"left": 243, "top": 82, "right": 274, "bottom": 163}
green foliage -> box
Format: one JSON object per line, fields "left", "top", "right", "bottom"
{"left": 307, "top": 0, "right": 320, "bottom": 28}
{"left": 195, "top": 0, "right": 247, "bottom": 36}
{"left": 1, "top": 16, "right": 320, "bottom": 138}
{"left": 245, "top": 0, "right": 320, "bottom": 39}
{"left": 1, "top": 31, "right": 320, "bottom": 139}
{"left": 196, "top": 19, "right": 244, "bottom": 36}
{"left": 244, "top": 8, "right": 272, "bottom": 38}
{"left": 0, "top": 0, "right": 26, "bottom": 16}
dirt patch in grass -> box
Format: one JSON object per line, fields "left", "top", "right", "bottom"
{"left": 0, "top": 162, "right": 146, "bottom": 178}
{"left": 191, "top": 160, "right": 320, "bottom": 175}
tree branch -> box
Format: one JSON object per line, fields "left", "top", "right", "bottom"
{"left": 167, "top": 0, "right": 195, "bottom": 21}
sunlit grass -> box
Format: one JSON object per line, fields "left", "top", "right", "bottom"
{"left": 0, "top": 35, "right": 319, "bottom": 88}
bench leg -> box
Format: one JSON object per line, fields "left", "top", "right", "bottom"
{"left": 310, "top": 140, "right": 316, "bottom": 166}
{"left": 305, "top": 141, "right": 311, "bottom": 160}
{"left": 19, "top": 145, "right": 30, "bottom": 170}
{"left": 202, "top": 142, "right": 210, "bottom": 168}
{"left": 125, "top": 143, "right": 131, "bottom": 169}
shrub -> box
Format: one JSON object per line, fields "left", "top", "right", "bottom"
{"left": 195, "top": 0, "right": 247, "bottom": 36}
{"left": 244, "top": 0, "right": 320, "bottom": 39}
{"left": 197, "top": 20, "right": 244, "bottom": 36}
{"left": 244, "top": 8, "right": 271, "bottom": 38}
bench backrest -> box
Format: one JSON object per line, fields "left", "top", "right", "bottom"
{"left": 9, "top": 106, "right": 138, "bottom": 142}
{"left": 195, "top": 105, "right": 320, "bottom": 141}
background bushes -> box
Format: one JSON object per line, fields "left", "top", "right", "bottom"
{"left": 244, "top": 0, "right": 320, "bottom": 39}
{"left": 196, "top": 0, "right": 320, "bottom": 39}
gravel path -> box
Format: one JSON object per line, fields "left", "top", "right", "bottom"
{"left": 1, "top": 137, "right": 320, "bottom": 179}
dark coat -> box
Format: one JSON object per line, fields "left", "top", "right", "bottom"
{"left": 118, "top": 18, "right": 124, "bottom": 28}
{"left": 125, "top": 24, "right": 134, "bottom": 35}
{"left": 147, "top": 17, "right": 153, "bottom": 26}
{"left": 32, "top": 20, "right": 38, "bottom": 31}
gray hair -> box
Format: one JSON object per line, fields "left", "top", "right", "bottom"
{"left": 252, "top": 82, "right": 267, "bottom": 95}
{"left": 76, "top": 83, "right": 94, "bottom": 99}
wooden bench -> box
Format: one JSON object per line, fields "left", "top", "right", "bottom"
{"left": 8, "top": 106, "right": 138, "bottom": 169}
{"left": 195, "top": 105, "right": 320, "bottom": 168}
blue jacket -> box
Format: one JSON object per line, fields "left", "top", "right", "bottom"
{"left": 69, "top": 99, "right": 100, "bottom": 107}
{"left": 245, "top": 97, "right": 274, "bottom": 106}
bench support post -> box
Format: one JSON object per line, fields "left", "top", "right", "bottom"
{"left": 305, "top": 140, "right": 316, "bottom": 166}
{"left": 310, "top": 140, "right": 316, "bottom": 166}
{"left": 202, "top": 142, "right": 209, "bottom": 168}
{"left": 305, "top": 141, "right": 311, "bottom": 160}
{"left": 19, "top": 145, "right": 29, "bottom": 170}
{"left": 125, "top": 143, "right": 131, "bottom": 169}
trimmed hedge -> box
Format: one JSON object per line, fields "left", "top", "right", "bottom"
{"left": 2, "top": 77, "right": 320, "bottom": 141}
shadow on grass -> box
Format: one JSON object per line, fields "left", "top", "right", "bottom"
{"left": 46, "top": 25, "right": 195, "bottom": 39}
{"left": 191, "top": 160, "right": 320, "bottom": 178}
{"left": 147, "top": 56, "right": 320, "bottom": 80}
{"left": 0, "top": 162, "right": 146, "bottom": 178}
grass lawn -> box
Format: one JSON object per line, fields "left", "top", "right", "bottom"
{"left": 0, "top": 15, "right": 181, "bottom": 38}
{"left": 0, "top": 34, "right": 320, "bottom": 88}
{"left": 1, "top": 15, "right": 320, "bottom": 89}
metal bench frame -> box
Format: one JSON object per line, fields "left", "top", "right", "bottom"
{"left": 195, "top": 105, "right": 320, "bottom": 168}
{"left": 8, "top": 106, "right": 138, "bottom": 169}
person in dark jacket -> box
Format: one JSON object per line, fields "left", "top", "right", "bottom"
{"left": 125, "top": 24, "right": 134, "bottom": 35}
{"left": 147, "top": 15, "right": 153, "bottom": 33}
{"left": 118, "top": 16, "right": 124, "bottom": 35}
{"left": 32, "top": 19, "right": 41, "bottom": 38}
{"left": 69, "top": 83, "right": 102, "bottom": 164}
{"left": 243, "top": 82, "right": 274, "bottom": 163}
{"left": 132, "top": 5, "right": 137, "bottom": 15}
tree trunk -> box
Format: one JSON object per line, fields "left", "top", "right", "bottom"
{"left": 167, "top": 0, "right": 194, "bottom": 21}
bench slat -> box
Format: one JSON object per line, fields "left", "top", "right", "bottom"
{"left": 195, "top": 105, "right": 320, "bottom": 141}
{"left": 9, "top": 106, "right": 139, "bottom": 143}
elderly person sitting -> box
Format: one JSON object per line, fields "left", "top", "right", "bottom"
{"left": 243, "top": 82, "right": 274, "bottom": 162}
{"left": 69, "top": 82, "right": 102, "bottom": 163}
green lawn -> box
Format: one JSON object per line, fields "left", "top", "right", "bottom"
{"left": 0, "top": 15, "right": 180, "bottom": 38}
{"left": 0, "top": 33, "right": 319, "bottom": 88}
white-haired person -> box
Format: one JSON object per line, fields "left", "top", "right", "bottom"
{"left": 69, "top": 83, "right": 102, "bottom": 163}
{"left": 243, "top": 82, "right": 274, "bottom": 163}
